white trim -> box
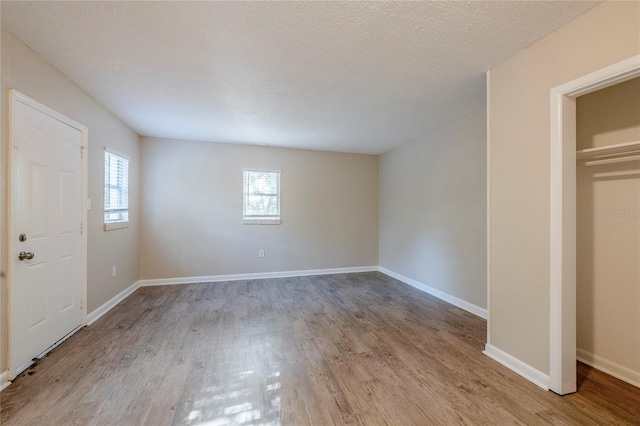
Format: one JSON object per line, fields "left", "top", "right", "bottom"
{"left": 7, "top": 90, "right": 89, "bottom": 380}
{"left": 242, "top": 218, "right": 281, "bottom": 225}
{"left": 10, "top": 90, "right": 87, "bottom": 132}
{"left": 577, "top": 348, "right": 640, "bottom": 388}
{"left": 87, "top": 280, "right": 141, "bottom": 325}
{"left": 0, "top": 371, "right": 11, "bottom": 392}
{"left": 103, "top": 221, "right": 130, "bottom": 231}
{"left": 549, "top": 54, "right": 640, "bottom": 395}
{"left": 378, "top": 267, "right": 487, "bottom": 319}
{"left": 549, "top": 91, "right": 578, "bottom": 395}
{"left": 486, "top": 69, "right": 492, "bottom": 344}
{"left": 552, "top": 56, "right": 640, "bottom": 97}
{"left": 483, "top": 344, "right": 550, "bottom": 391}
{"left": 243, "top": 168, "right": 282, "bottom": 174}
{"left": 80, "top": 123, "right": 88, "bottom": 327}
{"left": 104, "top": 146, "right": 131, "bottom": 161}
{"left": 138, "top": 266, "right": 378, "bottom": 287}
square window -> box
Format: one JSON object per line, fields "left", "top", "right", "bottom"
{"left": 243, "top": 170, "right": 280, "bottom": 224}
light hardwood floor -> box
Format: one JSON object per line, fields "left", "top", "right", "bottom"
{"left": 1, "top": 272, "right": 638, "bottom": 425}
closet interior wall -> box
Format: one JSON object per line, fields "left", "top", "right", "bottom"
{"left": 575, "top": 76, "right": 640, "bottom": 387}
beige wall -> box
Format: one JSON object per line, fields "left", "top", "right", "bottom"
{"left": 576, "top": 77, "right": 640, "bottom": 380}
{"left": 379, "top": 111, "right": 487, "bottom": 309}
{"left": 1, "top": 28, "right": 141, "bottom": 372}
{"left": 139, "top": 137, "right": 378, "bottom": 279}
{"left": 489, "top": 1, "right": 640, "bottom": 374}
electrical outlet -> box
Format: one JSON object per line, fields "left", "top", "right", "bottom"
{"left": 112, "top": 265, "right": 117, "bottom": 277}
{"left": 259, "top": 250, "right": 265, "bottom": 258}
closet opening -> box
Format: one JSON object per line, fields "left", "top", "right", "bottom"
{"left": 575, "top": 77, "right": 639, "bottom": 390}
{"left": 549, "top": 55, "right": 640, "bottom": 395}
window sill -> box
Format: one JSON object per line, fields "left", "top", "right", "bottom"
{"left": 104, "top": 221, "right": 129, "bottom": 231}
{"left": 242, "top": 218, "right": 281, "bottom": 225}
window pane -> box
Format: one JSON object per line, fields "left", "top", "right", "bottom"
{"left": 243, "top": 171, "right": 280, "bottom": 218}
{"left": 104, "top": 151, "right": 129, "bottom": 223}
{"left": 245, "top": 195, "right": 278, "bottom": 216}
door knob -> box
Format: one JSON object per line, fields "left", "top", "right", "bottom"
{"left": 18, "top": 251, "right": 34, "bottom": 261}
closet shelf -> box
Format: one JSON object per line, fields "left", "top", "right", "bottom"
{"left": 576, "top": 140, "right": 640, "bottom": 165}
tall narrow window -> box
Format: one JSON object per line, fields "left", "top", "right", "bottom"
{"left": 104, "top": 150, "right": 129, "bottom": 230}
{"left": 243, "top": 170, "right": 281, "bottom": 224}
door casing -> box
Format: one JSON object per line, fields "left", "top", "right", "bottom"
{"left": 6, "top": 90, "right": 88, "bottom": 379}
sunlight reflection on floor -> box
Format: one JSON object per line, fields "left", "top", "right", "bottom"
{"left": 186, "top": 370, "right": 282, "bottom": 425}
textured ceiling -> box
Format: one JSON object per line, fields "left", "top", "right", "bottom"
{"left": 1, "top": 1, "right": 600, "bottom": 154}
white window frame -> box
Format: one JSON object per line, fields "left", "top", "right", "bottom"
{"left": 243, "top": 170, "right": 281, "bottom": 225}
{"left": 103, "top": 148, "right": 130, "bottom": 231}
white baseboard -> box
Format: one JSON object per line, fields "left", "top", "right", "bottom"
{"left": 377, "top": 267, "right": 487, "bottom": 319}
{"left": 483, "top": 343, "right": 550, "bottom": 390}
{"left": 138, "top": 266, "right": 378, "bottom": 287}
{"left": 87, "top": 280, "right": 141, "bottom": 325}
{"left": 1, "top": 370, "right": 10, "bottom": 391}
{"left": 577, "top": 348, "right": 640, "bottom": 388}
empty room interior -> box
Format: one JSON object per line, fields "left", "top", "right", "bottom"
{"left": 1, "top": 1, "right": 639, "bottom": 425}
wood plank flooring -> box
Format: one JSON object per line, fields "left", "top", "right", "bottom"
{"left": 1, "top": 272, "right": 638, "bottom": 425}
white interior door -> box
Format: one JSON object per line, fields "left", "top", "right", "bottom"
{"left": 10, "top": 92, "right": 86, "bottom": 377}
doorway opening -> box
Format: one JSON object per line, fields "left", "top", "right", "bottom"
{"left": 549, "top": 55, "right": 640, "bottom": 395}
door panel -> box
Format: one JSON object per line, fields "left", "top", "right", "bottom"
{"left": 28, "top": 163, "right": 49, "bottom": 239}
{"left": 59, "top": 255, "right": 74, "bottom": 312}
{"left": 60, "top": 171, "right": 75, "bottom": 235}
{"left": 27, "top": 262, "right": 48, "bottom": 330}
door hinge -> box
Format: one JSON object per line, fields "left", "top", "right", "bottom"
{"left": 80, "top": 222, "right": 84, "bottom": 235}
{"left": 80, "top": 145, "right": 86, "bottom": 159}
{"left": 80, "top": 297, "right": 83, "bottom": 310}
